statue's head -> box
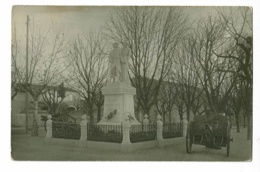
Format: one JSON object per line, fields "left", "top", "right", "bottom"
{"left": 113, "top": 42, "right": 119, "bottom": 48}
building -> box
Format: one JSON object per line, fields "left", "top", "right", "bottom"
{"left": 11, "top": 84, "right": 80, "bottom": 128}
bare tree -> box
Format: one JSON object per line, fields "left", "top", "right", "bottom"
{"left": 105, "top": 7, "right": 188, "bottom": 117}
{"left": 215, "top": 7, "right": 252, "bottom": 139}
{"left": 94, "top": 90, "right": 104, "bottom": 122}
{"left": 227, "top": 81, "right": 243, "bottom": 133}
{"left": 172, "top": 45, "right": 203, "bottom": 121}
{"left": 155, "top": 97, "right": 168, "bottom": 123}
{"left": 155, "top": 78, "right": 179, "bottom": 123}
{"left": 11, "top": 26, "right": 23, "bottom": 100}
{"left": 175, "top": 96, "right": 185, "bottom": 122}
{"left": 66, "top": 31, "right": 109, "bottom": 122}
{"left": 155, "top": 82, "right": 172, "bottom": 123}
{"left": 11, "top": 36, "right": 19, "bottom": 99}
{"left": 189, "top": 16, "right": 237, "bottom": 116}
{"left": 41, "top": 82, "right": 67, "bottom": 116}
{"left": 15, "top": 23, "right": 65, "bottom": 136}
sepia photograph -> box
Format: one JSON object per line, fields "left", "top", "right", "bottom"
{"left": 8, "top": 3, "right": 257, "bottom": 166}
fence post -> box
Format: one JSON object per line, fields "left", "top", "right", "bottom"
{"left": 143, "top": 114, "right": 149, "bottom": 124}
{"left": 143, "top": 114, "right": 149, "bottom": 131}
{"left": 45, "top": 115, "right": 52, "bottom": 142}
{"left": 121, "top": 115, "right": 132, "bottom": 152}
{"left": 79, "top": 114, "right": 88, "bottom": 148}
{"left": 182, "top": 118, "right": 188, "bottom": 137}
{"left": 157, "top": 114, "right": 164, "bottom": 148}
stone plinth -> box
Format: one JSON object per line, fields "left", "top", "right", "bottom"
{"left": 98, "top": 82, "right": 140, "bottom": 125}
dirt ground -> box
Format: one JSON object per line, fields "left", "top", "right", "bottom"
{"left": 11, "top": 127, "right": 251, "bottom": 161}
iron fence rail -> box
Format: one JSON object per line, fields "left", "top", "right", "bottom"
{"left": 87, "top": 123, "right": 123, "bottom": 143}
{"left": 163, "top": 122, "right": 183, "bottom": 139}
{"left": 130, "top": 123, "right": 156, "bottom": 143}
{"left": 52, "top": 122, "right": 81, "bottom": 140}
{"left": 51, "top": 121, "right": 183, "bottom": 142}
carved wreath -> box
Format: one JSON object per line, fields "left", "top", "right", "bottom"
{"left": 106, "top": 109, "right": 117, "bottom": 120}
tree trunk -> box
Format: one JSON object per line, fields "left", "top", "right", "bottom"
{"left": 11, "top": 91, "right": 18, "bottom": 100}
{"left": 97, "top": 106, "right": 102, "bottom": 122}
{"left": 49, "top": 106, "right": 56, "bottom": 116}
{"left": 89, "top": 108, "right": 94, "bottom": 123}
{"left": 169, "top": 110, "right": 172, "bottom": 123}
{"left": 247, "top": 114, "right": 252, "bottom": 140}
{"left": 178, "top": 106, "right": 183, "bottom": 121}
{"left": 235, "top": 112, "right": 240, "bottom": 133}
{"left": 243, "top": 114, "right": 247, "bottom": 128}
{"left": 162, "top": 113, "right": 166, "bottom": 123}
{"left": 186, "top": 107, "right": 190, "bottom": 121}
{"left": 245, "top": 85, "right": 252, "bottom": 140}
{"left": 31, "top": 97, "right": 39, "bottom": 137}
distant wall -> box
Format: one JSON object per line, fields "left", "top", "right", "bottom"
{"left": 11, "top": 110, "right": 48, "bottom": 128}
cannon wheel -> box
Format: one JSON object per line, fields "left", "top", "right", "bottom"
{"left": 186, "top": 122, "right": 193, "bottom": 153}
{"left": 226, "top": 124, "right": 230, "bottom": 157}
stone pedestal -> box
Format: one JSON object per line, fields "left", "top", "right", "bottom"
{"left": 98, "top": 82, "right": 140, "bottom": 125}
{"left": 79, "top": 114, "right": 88, "bottom": 148}
{"left": 182, "top": 119, "right": 188, "bottom": 137}
{"left": 156, "top": 115, "right": 164, "bottom": 148}
{"left": 121, "top": 119, "right": 132, "bottom": 152}
{"left": 45, "top": 115, "right": 52, "bottom": 143}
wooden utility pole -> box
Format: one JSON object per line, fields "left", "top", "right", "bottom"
{"left": 25, "top": 15, "right": 29, "bottom": 133}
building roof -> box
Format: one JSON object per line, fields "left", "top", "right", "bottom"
{"left": 16, "top": 83, "right": 78, "bottom": 93}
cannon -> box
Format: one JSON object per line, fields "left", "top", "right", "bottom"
{"left": 186, "top": 114, "right": 233, "bottom": 156}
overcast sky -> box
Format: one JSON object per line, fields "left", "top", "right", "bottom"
{"left": 12, "top": 6, "right": 112, "bottom": 38}
{"left": 12, "top": 6, "right": 222, "bottom": 39}
{"left": 12, "top": 6, "right": 252, "bottom": 68}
